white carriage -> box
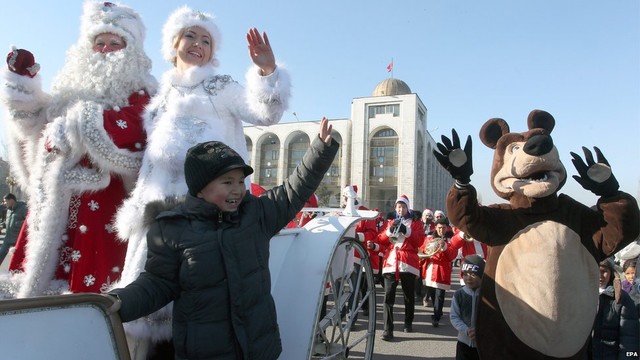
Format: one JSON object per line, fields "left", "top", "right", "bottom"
{"left": 0, "top": 202, "right": 379, "bottom": 360}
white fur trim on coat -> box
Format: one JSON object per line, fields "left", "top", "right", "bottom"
{"left": 113, "top": 62, "right": 290, "bottom": 342}
{"left": 245, "top": 64, "right": 291, "bottom": 121}
{"left": 1, "top": 68, "right": 52, "bottom": 197}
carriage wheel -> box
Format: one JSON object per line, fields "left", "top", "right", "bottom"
{"left": 310, "top": 237, "right": 376, "bottom": 359}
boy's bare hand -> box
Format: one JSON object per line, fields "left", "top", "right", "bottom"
{"left": 319, "top": 117, "right": 332, "bottom": 144}
{"left": 467, "top": 327, "right": 476, "bottom": 341}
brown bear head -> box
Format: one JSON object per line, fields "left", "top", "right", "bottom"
{"left": 479, "top": 110, "right": 567, "bottom": 207}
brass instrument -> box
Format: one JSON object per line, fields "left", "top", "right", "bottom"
{"left": 420, "top": 237, "right": 445, "bottom": 258}
{"left": 388, "top": 219, "right": 403, "bottom": 243}
{"left": 389, "top": 226, "right": 401, "bottom": 243}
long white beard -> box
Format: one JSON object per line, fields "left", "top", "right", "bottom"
{"left": 48, "top": 43, "right": 153, "bottom": 118}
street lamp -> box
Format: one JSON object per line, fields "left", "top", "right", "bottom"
{"left": 6, "top": 176, "right": 16, "bottom": 194}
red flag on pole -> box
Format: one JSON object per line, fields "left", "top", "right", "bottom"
{"left": 387, "top": 59, "right": 393, "bottom": 72}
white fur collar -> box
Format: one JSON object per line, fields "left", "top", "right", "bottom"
{"left": 164, "top": 64, "right": 218, "bottom": 87}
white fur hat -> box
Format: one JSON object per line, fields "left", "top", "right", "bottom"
{"left": 162, "top": 6, "right": 222, "bottom": 67}
{"left": 79, "top": 1, "right": 146, "bottom": 49}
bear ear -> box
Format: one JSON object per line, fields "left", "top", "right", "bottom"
{"left": 527, "top": 109, "right": 555, "bottom": 133}
{"left": 479, "top": 118, "right": 509, "bottom": 149}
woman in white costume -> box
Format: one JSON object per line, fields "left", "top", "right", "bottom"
{"left": 113, "top": 5, "right": 291, "bottom": 357}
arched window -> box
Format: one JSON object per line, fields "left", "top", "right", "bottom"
{"left": 287, "top": 133, "right": 310, "bottom": 176}
{"left": 369, "top": 128, "right": 398, "bottom": 184}
{"left": 245, "top": 136, "right": 253, "bottom": 167}
{"left": 259, "top": 135, "right": 280, "bottom": 187}
{"left": 368, "top": 128, "right": 399, "bottom": 212}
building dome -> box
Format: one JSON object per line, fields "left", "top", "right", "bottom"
{"left": 372, "top": 78, "right": 411, "bottom": 96}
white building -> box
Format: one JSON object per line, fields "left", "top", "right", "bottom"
{"left": 244, "top": 78, "right": 452, "bottom": 215}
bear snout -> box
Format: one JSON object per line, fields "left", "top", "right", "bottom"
{"left": 524, "top": 134, "right": 554, "bottom": 156}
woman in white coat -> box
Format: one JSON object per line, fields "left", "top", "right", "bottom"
{"left": 113, "top": 6, "right": 291, "bottom": 357}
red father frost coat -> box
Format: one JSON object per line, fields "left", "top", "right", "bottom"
{"left": 10, "top": 92, "right": 149, "bottom": 294}
{"left": 378, "top": 217, "right": 423, "bottom": 278}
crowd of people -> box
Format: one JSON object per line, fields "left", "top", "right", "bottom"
{"left": 1, "top": 2, "right": 639, "bottom": 360}
{"left": 1, "top": 1, "right": 294, "bottom": 359}
{"left": 354, "top": 193, "right": 486, "bottom": 351}
{"left": 336, "top": 190, "right": 640, "bottom": 360}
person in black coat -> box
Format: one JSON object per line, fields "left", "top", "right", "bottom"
{"left": 108, "top": 119, "right": 338, "bottom": 360}
{"left": 0, "top": 194, "right": 27, "bottom": 264}
{"left": 590, "top": 258, "right": 640, "bottom": 360}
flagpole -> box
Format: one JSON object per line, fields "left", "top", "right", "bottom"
{"left": 390, "top": 58, "right": 394, "bottom": 79}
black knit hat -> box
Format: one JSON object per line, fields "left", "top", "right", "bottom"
{"left": 461, "top": 254, "right": 485, "bottom": 276}
{"left": 184, "top": 141, "right": 254, "bottom": 196}
{"left": 435, "top": 217, "right": 449, "bottom": 226}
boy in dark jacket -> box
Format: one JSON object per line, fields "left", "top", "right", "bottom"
{"left": 590, "top": 258, "right": 640, "bottom": 360}
{"left": 109, "top": 118, "right": 338, "bottom": 360}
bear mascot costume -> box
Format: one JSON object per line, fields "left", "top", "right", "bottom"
{"left": 433, "top": 109, "right": 639, "bottom": 359}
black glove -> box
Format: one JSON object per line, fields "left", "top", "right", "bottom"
{"left": 433, "top": 129, "right": 473, "bottom": 184}
{"left": 6, "top": 47, "right": 40, "bottom": 78}
{"left": 389, "top": 219, "right": 401, "bottom": 233}
{"left": 389, "top": 219, "right": 407, "bottom": 235}
{"left": 570, "top": 146, "right": 619, "bottom": 197}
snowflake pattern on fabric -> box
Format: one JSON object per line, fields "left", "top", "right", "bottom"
{"left": 105, "top": 223, "right": 115, "bottom": 234}
{"left": 88, "top": 200, "right": 100, "bottom": 211}
{"left": 116, "top": 119, "right": 128, "bottom": 129}
{"left": 83, "top": 274, "right": 96, "bottom": 287}
{"left": 71, "top": 250, "right": 82, "bottom": 262}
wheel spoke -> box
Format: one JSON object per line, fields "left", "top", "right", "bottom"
{"left": 311, "top": 238, "right": 376, "bottom": 359}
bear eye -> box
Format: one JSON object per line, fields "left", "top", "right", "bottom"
{"left": 510, "top": 144, "right": 521, "bottom": 154}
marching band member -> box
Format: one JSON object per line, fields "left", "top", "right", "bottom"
{"left": 374, "top": 195, "right": 423, "bottom": 341}
{"left": 420, "top": 217, "right": 461, "bottom": 327}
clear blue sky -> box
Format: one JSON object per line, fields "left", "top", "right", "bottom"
{"left": 1, "top": 0, "right": 638, "bottom": 206}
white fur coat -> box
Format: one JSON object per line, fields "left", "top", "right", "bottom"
{"left": 113, "top": 63, "right": 291, "bottom": 341}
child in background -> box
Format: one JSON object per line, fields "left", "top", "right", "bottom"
{"left": 108, "top": 119, "right": 337, "bottom": 360}
{"left": 450, "top": 254, "right": 485, "bottom": 360}
{"left": 621, "top": 259, "right": 636, "bottom": 294}
{"left": 590, "top": 258, "right": 639, "bottom": 359}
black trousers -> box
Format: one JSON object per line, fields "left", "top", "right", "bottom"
{"left": 382, "top": 272, "right": 416, "bottom": 333}
{"left": 456, "top": 341, "right": 479, "bottom": 360}
{"left": 426, "top": 286, "right": 446, "bottom": 322}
